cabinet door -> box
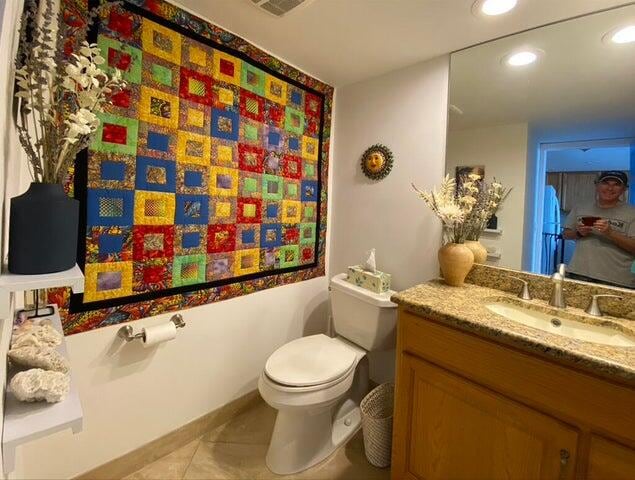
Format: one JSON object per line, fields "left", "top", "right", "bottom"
{"left": 392, "top": 354, "right": 579, "bottom": 480}
{"left": 587, "top": 436, "right": 635, "bottom": 480}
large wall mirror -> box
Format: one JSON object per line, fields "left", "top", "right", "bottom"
{"left": 446, "top": 3, "right": 635, "bottom": 289}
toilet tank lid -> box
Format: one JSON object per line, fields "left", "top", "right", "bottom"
{"left": 330, "top": 273, "right": 397, "bottom": 308}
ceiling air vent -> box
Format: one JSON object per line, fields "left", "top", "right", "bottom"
{"left": 250, "top": 0, "right": 314, "bottom": 17}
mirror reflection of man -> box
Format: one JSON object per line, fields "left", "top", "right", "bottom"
{"left": 562, "top": 171, "right": 635, "bottom": 288}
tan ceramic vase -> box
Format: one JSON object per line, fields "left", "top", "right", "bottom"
{"left": 438, "top": 243, "right": 475, "bottom": 287}
{"left": 465, "top": 240, "right": 488, "bottom": 264}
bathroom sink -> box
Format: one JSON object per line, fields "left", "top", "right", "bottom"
{"left": 485, "top": 302, "right": 635, "bottom": 347}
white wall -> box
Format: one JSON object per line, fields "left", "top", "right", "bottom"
{"left": 446, "top": 123, "right": 528, "bottom": 270}
{"left": 330, "top": 56, "right": 449, "bottom": 383}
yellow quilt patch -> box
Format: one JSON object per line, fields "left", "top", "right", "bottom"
{"left": 177, "top": 131, "right": 210, "bottom": 165}
{"left": 83, "top": 262, "right": 133, "bottom": 302}
{"left": 210, "top": 166, "right": 239, "bottom": 197}
{"left": 218, "top": 88, "right": 234, "bottom": 106}
{"left": 234, "top": 248, "right": 260, "bottom": 276}
{"left": 139, "top": 86, "right": 180, "bottom": 130}
{"left": 215, "top": 201, "right": 232, "bottom": 218}
{"left": 141, "top": 18, "right": 182, "bottom": 65}
{"left": 265, "top": 75, "right": 287, "bottom": 105}
{"left": 281, "top": 199, "right": 302, "bottom": 223}
{"left": 134, "top": 191, "right": 175, "bottom": 225}
{"left": 189, "top": 46, "right": 207, "bottom": 66}
{"left": 213, "top": 51, "right": 241, "bottom": 86}
{"left": 186, "top": 108, "right": 205, "bottom": 128}
{"left": 301, "top": 135, "right": 319, "bottom": 161}
{"left": 215, "top": 144, "right": 235, "bottom": 165}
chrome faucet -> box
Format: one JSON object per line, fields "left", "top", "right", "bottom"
{"left": 585, "top": 294, "right": 623, "bottom": 317}
{"left": 509, "top": 276, "right": 532, "bottom": 300}
{"left": 549, "top": 263, "right": 567, "bottom": 309}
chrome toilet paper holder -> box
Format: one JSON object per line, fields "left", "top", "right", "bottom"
{"left": 118, "top": 314, "right": 186, "bottom": 342}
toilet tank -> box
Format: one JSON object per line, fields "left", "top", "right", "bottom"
{"left": 329, "top": 273, "right": 397, "bottom": 351}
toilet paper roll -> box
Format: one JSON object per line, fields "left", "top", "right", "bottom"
{"left": 142, "top": 322, "right": 177, "bottom": 347}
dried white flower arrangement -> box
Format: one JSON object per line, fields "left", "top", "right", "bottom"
{"left": 412, "top": 174, "right": 510, "bottom": 244}
{"left": 14, "top": 0, "right": 126, "bottom": 184}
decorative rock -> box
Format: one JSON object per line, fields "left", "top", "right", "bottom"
{"left": 10, "top": 369, "right": 70, "bottom": 403}
{"left": 12, "top": 320, "right": 62, "bottom": 349}
{"left": 8, "top": 346, "right": 69, "bottom": 373}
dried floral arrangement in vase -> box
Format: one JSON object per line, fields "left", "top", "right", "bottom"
{"left": 412, "top": 174, "right": 480, "bottom": 286}
{"left": 412, "top": 174, "right": 510, "bottom": 285}
{"left": 463, "top": 179, "right": 511, "bottom": 264}
{"left": 9, "top": 0, "right": 125, "bottom": 274}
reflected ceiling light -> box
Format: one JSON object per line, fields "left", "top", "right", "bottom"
{"left": 503, "top": 49, "right": 541, "bottom": 67}
{"left": 473, "top": 0, "right": 518, "bottom": 16}
{"left": 604, "top": 25, "right": 635, "bottom": 44}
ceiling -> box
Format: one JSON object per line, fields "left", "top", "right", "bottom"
{"left": 448, "top": 3, "right": 635, "bottom": 131}
{"left": 176, "top": 0, "right": 634, "bottom": 86}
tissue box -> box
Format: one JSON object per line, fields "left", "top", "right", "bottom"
{"left": 346, "top": 265, "right": 391, "bottom": 293}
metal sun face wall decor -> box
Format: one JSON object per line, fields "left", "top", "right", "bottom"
{"left": 361, "top": 144, "right": 393, "bottom": 180}
{"left": 54, "top": 0, "right": 333, "bottom": 335}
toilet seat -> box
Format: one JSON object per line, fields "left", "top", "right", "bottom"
{"left": 265, "top": 334, "right": 357, "bottom": 388}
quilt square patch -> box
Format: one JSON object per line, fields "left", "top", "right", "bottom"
{"left": 175, "top": 225, "right": 207, "bottom": 255}
{"left": 86, "top": 226, "right": 133, "bottom": 263}
{"left": 177, "top": 163, "right": 209, "bottom": 195}
{"left": 136, "top": 156, "right": 176, "bottom": 192}
{"left": 87, "top": 189, "right": 134, "bottom": 227}
{"left": 211, "top": 108, "right": 240, "bottom": 141}
{"left": 132, "top": 225, "right": 175, "bottom": 261}
{"left": 173, "top": 254, "right": 206, "bottom": 286}
{"left": 206, "top": 252, "right": 235, "bottom": 281}
{"left": 175, "top": 194, "right": 209, "bottom": 225}
{"left": 207, "top": 224, "right": 237, "bottom": 253}
{"left": 141, "top": 17, "right": 181, "bottom": 64}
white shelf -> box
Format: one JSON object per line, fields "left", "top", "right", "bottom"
{"left": 2, "top": 305, "right": 83, "bottom": 473}
{"left": 483, "top": 228, "right": 503, "bottom": 235}
{"left": 0, "top": 265, "right": 84, "bottom": 318}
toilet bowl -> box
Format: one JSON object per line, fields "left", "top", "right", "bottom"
{"left": 259, "top": 273, "right": 397, "bottom": 475}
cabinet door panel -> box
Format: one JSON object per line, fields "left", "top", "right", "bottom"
{"left": 404, "top": 355, "right": 579, "bottom": 480}
{"left": 588, "top": 436, "right": 635, "bottom": 480}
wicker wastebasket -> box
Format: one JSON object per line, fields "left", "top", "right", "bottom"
{"left": 360, "top": 382, "right": 394, "bottom": 468}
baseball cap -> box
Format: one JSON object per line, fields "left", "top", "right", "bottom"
{"left": 597, "top": 171, "right": 628, "bottom": 186}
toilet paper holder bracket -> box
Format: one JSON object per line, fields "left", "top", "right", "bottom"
{"left": 118, "top": 314, "right": 186, "bottom": 342}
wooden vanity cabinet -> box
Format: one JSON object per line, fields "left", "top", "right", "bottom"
{"left": 391, "top": 308, "right": 635, "bottom": 480}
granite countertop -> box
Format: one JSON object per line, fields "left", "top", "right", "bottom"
{"left": 391, "top": 280, "right": 635, "bottom": 386}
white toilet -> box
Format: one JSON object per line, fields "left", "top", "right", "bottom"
{"left": 258, "top": 273, "right": 397, "bottom": 475}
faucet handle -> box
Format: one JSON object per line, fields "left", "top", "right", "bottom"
{"left": 585, "top": 294, "right": 623, "bottom": 317}
{"left": 509, "top": 276, "right": 532, "bottom": 300}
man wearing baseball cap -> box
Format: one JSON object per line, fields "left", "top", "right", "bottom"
{"left": 562, "top": 171, "right": 635, "bottom": 288}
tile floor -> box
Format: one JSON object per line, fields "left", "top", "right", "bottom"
{"left": 124, "top": 400, "right": 391, "bottom": 480}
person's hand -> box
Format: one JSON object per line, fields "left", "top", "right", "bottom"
{"left": 593, "top": 219, "right": 611, "bottom": 236}
{"left": 576, "top": 225, "right": 593, "bottom": 237}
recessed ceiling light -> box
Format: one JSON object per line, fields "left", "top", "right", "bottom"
{"left": 502, "top": 49, "right": 542, "bottom": 67}
{"left": 604, "top": 25, "right": 635, "bottom": 44}
{"left": 473, "top": 0, "right": 518, "bottom": 17}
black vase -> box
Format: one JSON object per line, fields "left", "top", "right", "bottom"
{"left": 9, "top": 183, "right": 79, "bottom": 274}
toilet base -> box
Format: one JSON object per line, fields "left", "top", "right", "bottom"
{"left": 265, "top": 399, "right": 362, "bottom": 475}
{"left": 263, "top": 354, "right": 369, "bottom": 475}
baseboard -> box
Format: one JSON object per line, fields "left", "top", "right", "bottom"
{"left": 75, "top": 389, "right": 262, "bottom": 480}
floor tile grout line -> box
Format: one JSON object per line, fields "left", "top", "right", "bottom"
{"left": 181, "top": 437, "right": 204, "bottom": 480}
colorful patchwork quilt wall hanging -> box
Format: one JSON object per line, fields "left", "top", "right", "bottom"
{"left": 54, "top": 0, "right": 333, "bottom": 334}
